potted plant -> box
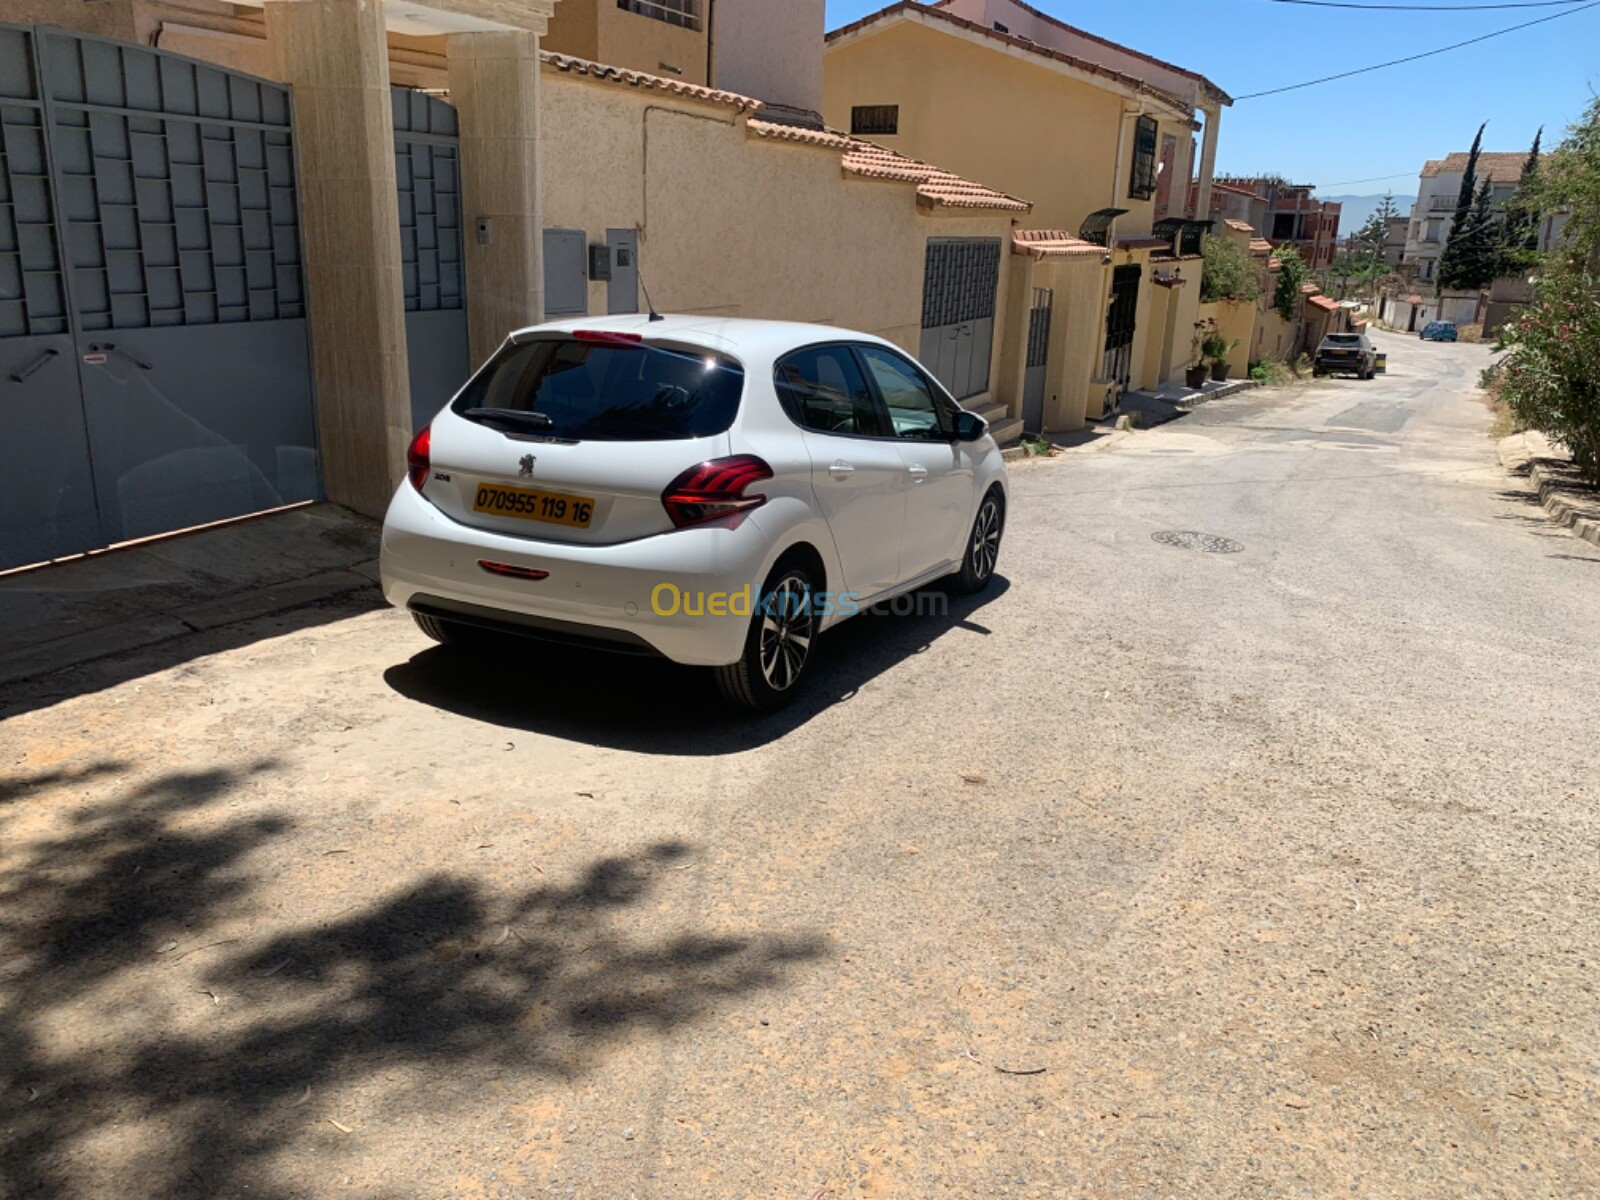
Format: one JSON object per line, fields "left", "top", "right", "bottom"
{"left": 1185, "top": 320, "right": 1212, "bottom": 389}
{"left": 1203, "top": 331, "right": 1240, "bottom": 381}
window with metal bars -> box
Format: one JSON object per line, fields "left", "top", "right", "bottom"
{"left": 617, "top": 0, "right": 701, "bottom": 30}
{"left": 850, "top": 105, "right": 898, "bottom": 136}
{"left": 1128, "top": 115, "right": 1158, "bottom": 201}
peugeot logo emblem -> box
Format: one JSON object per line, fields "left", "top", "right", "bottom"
{"left": 518, "top": 454, "right": 536, "bottom": 477}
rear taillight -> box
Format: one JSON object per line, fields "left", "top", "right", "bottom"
{"left": 661, "top": 455, "right": 773, "bottom": 529}
{"left": 407, "top": 424, "right": 430, "bottom": 491}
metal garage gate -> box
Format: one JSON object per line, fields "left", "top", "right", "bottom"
{"left": 920, "top": 237, "right": 1000, "bottom": 401}
{"left": 392, "top": 86, "right": 468, "bottom": 433}
{"left": 0, "top": 25, "right": 317, "bottom": 572}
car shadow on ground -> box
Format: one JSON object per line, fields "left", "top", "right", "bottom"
{"left": 381, "top": 576, "right": 1011, "bottom": 754}
{"left": 0, "top": 759, "right": 827, "bottom": 1199}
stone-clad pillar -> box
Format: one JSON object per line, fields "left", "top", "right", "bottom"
{"left": 1194, "top": 101, "right": 1222, "bottom": 224}
{"left": 447, "top": 31, "right": 545, "bottom": 366}
{"left": 264, "top": 0, "right": 411, "bottom": 519}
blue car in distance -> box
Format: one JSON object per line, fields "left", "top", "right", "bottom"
{"left": 1420, "top": 321, "right": 1458, "bottom": 342}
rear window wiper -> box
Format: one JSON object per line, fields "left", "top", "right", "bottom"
{"left": 459, "top": 407, "right": 555, "bottom": 431}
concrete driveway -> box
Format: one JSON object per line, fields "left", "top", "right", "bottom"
{"left": 4, "top": 328, "right": 1598, "bottom": 1198}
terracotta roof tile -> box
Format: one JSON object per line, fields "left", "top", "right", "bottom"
{"left": 1212, "top": 180, "right": 1259, "bottom": 198}
{"left": 1307, "top": 294, "right": 1338, "bottom": 312}
{"left": 827, "top": 2, "right": 1194, "bottom": 116}
{"left": 1224, "top": 218, "right": 1255, "bottom": 232}
{"left": 1300, "top": 282, "right": 1319, "bottom": 294}
{"left": 1249, "top": 237, "right": 1274, "bottom": 253}
{"left": 541, "top": 51, "right": 760, "bottom": 110}
{"left": 1012, "top": 230, "right": 1106, "bottom": 259}
{"left": 1420, "top": 151, "right": 1541, "bottom": 183}
{"left": 747, "top": 119, "right": 1032, "bottom": 212}
{"left": 746, "top": 121, "right": 857, "bottom": 150}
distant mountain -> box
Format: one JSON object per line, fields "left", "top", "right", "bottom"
{"left": 1323, "top": 193, "right": 1417, "bottom": 233}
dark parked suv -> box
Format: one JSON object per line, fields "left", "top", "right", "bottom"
{"left": 1313, "top": 333, "right": 1378, "bottom": 380}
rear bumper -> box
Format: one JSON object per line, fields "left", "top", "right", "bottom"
{"left": 380, "top": 482, "right": 767, "bottom": 666}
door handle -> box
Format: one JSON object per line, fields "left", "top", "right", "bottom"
{"left": 828, "top": 460, "right": 855, "bottom": 478}
{"left": 8, "top": 348, "right": 59, "bottom": 383}
{"left": 907, "top": 464, "right": 928, "bottom": 483}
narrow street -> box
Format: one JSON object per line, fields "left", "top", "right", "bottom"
{"left": 4, "top": 330, "right": 1598, "bottom": 1198}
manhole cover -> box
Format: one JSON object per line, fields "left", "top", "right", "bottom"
{"left": 1152, "top": 530, "right": 1244, "bottom": 554}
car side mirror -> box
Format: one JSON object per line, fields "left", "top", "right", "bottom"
{"left": 953, "top": 411, "right": 986, "bottom": 442}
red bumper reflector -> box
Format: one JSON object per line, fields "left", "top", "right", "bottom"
{"left": 478, "top": 560, "right": 550, "bottom": 580}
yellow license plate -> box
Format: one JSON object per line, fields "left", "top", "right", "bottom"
{"left": 472, "top": 483, "right": 595, "bottom": 528}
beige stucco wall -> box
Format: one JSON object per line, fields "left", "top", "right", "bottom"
{"left": 823, "top": 19, "right": 1188, "bottom": 237}
{"left": 540, "top": 71, "right": 1022, "bottom": 407}
{"left": 713, "top": 0, "right": 824, "bottom": 115}
{"left": 1252, "top": 306, "right": 1298, "bottom": 363}
{"left": 541, "top": 0, "right": 602, "bottom": 62}
{"left": 1020, "top": 254, "right": 1106, "bottom": 431}
{"left": 598, "top": 2, "right": 708, "bottom": 84}
{"left": 1212, "top": 299, "right": 1254, "bottom": 378}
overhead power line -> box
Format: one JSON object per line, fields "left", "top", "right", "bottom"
{"left": 1271, "top": 0, "right": 1587, "bottom": 10}
{"left": 1320, "top": 171, "right": 1425, "bottom": 186}
{"left": 1236, "top": 0, "right": 1600, "bottom": 99}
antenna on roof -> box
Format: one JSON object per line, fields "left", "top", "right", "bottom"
{"left": 635, "top": 233, "right": 665, "bottom": 322}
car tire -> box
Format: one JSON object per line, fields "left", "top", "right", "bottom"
{"left": 953, "top": 488, "right": 1005, "bottom": 594}
{"left": 714, "top": 561, "right": 818, "bottom": 713}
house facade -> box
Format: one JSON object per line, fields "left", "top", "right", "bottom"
{"left": 0, "top": 0, "right": 1038, "bottom": 572}
{"left": 1401, "top": 151, "right": 1531, "bottom": 284}
{"left": 1204, "top": 177, "right": 1340, "bottom": 270}
{"left": 823, "top": 0, "right": 1232, "bottom": 431}
{"left": 541, "top": 0, "right": 826, "bottom": 122}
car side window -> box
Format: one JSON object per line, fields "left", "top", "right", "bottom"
{"left": 773, "top": 345, "right": 884, "bottom": 437}
{"left": 857, "top": 346, "right": 954, "bottom": 441}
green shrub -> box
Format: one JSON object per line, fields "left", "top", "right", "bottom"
{"left": 1495, "top": 263, "right": 1600, "bottom": 485}
{"left": 1248, "top": 359, "right": 1294, "bottom": 386}
{"left": 1273, "top": 246, "right": 1309, "bottom": 321}
{"left": 1201, "top": 236, "right": 1261, "bottom": 304}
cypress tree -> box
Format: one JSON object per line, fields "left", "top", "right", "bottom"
{"left": 1438, "top": 123, "right": 1486, "bottom": 292}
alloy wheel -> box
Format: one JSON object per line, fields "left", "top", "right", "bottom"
{"left": 971, "top": 498, "right": 1002, "bottom": 581}
{"left": 758, "top": 574, "right": 814, "bottom": 692}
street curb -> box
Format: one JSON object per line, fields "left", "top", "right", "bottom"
{"left": 1176, "top": 378, "right": 1262, "bottom": 409}
{"left": 1496, "top": 434, "right": 1600, "bottom": 549}
{"left": 0, "top": 564, "right": 381, "bottom": 689}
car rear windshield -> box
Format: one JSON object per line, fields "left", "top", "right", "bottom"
{"left": 452, "top": 337, "right": 745, "bottom": 441}
{"left": 1324, "top": 334, "right": 1362, "bottom": 346}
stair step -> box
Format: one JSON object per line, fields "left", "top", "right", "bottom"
{"left": 969, "top": 400, "right": 1008, "bottom": 424}
{"left": 987, "top": 416, "right": 1024, "bottom": 446}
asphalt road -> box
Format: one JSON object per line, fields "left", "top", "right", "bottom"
{"left": 4, "top": 328, "right": 1599, "bottom": 1199}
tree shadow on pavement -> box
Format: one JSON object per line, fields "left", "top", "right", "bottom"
{"left": 379, "top": 576, "right": 1010, "bottom": 755}
{"left": 0, "top": 762, "right": 827, "bottom": 1199}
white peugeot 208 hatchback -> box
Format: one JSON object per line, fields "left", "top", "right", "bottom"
{"left": 380, "top": 315, "right": 1009, "bottom": 711}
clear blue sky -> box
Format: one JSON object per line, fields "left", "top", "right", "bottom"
{"left": 822, "top": 0, "right": 1600, "bottom": 194}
